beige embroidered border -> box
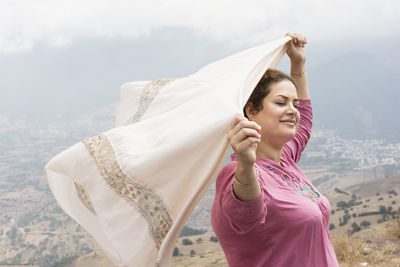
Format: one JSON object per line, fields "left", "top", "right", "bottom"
{"left": 126, "top": 79, "right": 175, "bottom": 124}
{"left": 74, "top": 182, "right": 97, "bottom": 215}
{"left": 82, "top": 134, "right": 172, "bottom": 249}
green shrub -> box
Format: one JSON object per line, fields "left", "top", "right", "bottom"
{"left": 359, "top": 211, "right": 380, "bottom": 216}
{"left": 182, "top": 238, "right": 193, "bottom": 245}
{"left": 351, "top": 222, "right": 361, "bottom": 234}
{"left": 339, "top": 214, "right": 351, "bottom": 226}
{"left": 173, "top": 247, "right": 179, "bottom": 256}
{"left": 179, "top": 226, "right": 206, "bottom": 237}
{"left": 360, "top": 221, "right": 371, "bottom": 228}
{"left": 379, "top": 206, "right": 386, "bottom": 214}
{"left": 210, "top": 235, "right": 218, "bottom": 242}
{"left": 335, "top": 188, "right": 349, "bottom": 195}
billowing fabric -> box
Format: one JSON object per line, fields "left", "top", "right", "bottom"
{"left": 44, "top": 37, "right": 291, "bottom": 267}
{"left": 211, "top": 100, "right": 339, "bottom": 267}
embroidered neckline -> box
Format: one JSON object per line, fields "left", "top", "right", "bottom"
{"left": 261, "top": 164, "right": 320, "bottom": 203}
{"left": 231, "top": 153, "right": 320, "bottom": 203}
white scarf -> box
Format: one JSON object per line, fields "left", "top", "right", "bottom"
{"left": 45, "top": 36, "right": 290, "bottom": 267}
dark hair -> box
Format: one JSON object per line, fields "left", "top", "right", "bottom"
{"left": 243, "top": 68, "right": 296, "bottom": 118}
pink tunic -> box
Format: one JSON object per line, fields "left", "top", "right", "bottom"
{"left": 211, "top": 99, "right": 339, "bottom": 267}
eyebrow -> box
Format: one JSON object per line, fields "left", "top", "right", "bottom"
{"left": 276, "top": 95, "right": 299, "bottom": 102}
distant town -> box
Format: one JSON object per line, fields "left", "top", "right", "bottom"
{"left": 1, "top": 107, "right": 399, "bottom": 266}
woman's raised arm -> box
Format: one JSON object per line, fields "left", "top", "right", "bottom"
{"left": 285, "top": 33, "right": 310, "bottom": 100}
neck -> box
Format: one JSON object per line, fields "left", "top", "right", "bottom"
{"left": 256, "top": 139, "right": 283, "bottom": 164}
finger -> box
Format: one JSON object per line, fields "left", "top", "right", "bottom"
{"left": 287, "top": 33, "right": 307, "bottom": 47}
{"left": 295, "top": 34, "right": 307, "bottom": 46}
{"left": 286, "top": 33, "right": 297, "bottom": 45}
{"left": 233, "top": 136, "right": 261, "bottom": 155}
{"left": 291, "top": 35, "right": 299, "bottom": 46}
{"left": 232, "top": 135, "right": 260, "bottom": 152}
{"left": 231, "top": 128, "right": 261, "bottom": 145}
{"left": 299, "top": 36, "right": 307, "bottom": 46}
{"left": 241, "top": 136, "right": 261, "bottom": 147}
{"left": 231, "top": 128, "right": 257, "bottom": 145}
{"left": 226, "top": 115, "right": 244, "bottom": 135}
{"left": 244, "top": 129, "right": 262, "bottom": 140}
{"left": 230, "top": 120, "right": 261, "bottom": 138}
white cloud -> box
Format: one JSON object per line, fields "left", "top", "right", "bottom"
{"left": 0, "top": 0, "right": 399, "bottom": 54}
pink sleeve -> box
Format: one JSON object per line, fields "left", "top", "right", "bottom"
{"left": 218, "top": 162, "right": 268, "bottom": 234}
{"left": 283, "top": 99, "right": 313, "bottom": 163}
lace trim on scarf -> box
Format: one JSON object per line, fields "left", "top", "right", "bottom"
{"left": 74, "top": 182, "right": 97, "bottom": 215}
{"left": 126, "top": 79, "right": 175, "bottom": 124}
{"left": 82, "top": 134, "right": 172, "bottom": 249}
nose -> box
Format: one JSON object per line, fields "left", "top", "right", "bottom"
{"left": 287, "top": 103, "right": 298, "bottom": 115}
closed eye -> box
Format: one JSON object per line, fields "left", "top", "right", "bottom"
{"left": 276, "top": 102, "right": 298, "bottom": 109}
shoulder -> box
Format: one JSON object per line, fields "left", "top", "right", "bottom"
{"left": 215, "top": 161, "right": 238, "bottom": 195}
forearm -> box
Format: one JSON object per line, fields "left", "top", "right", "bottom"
{"left": 232, "top": 161, "right": 261, "bottom": 202}
{"left": 291, "top": 61, "right": 310, "bottom": 100}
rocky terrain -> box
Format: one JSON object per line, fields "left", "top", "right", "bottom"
{"left": 1, "top": 106, "right": 400, "bottom": 266}
{"left": 64, "top": 175, "right": 400, "bottom": 267}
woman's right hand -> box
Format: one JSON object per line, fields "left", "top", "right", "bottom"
{"left": 225, "top": 115, "right": 261, "bottom": 166}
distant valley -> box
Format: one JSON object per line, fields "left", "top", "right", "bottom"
{"left": 1, "top": 101, "right": 399, "bottom": 266}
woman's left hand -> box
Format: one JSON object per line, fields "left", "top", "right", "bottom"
{"left": 285, "top": 33, "right": 307, "bottom": 65}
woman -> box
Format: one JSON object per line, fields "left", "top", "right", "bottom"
{"left": 211, "top": 33, "right": 339, "bottom": 267}
{"left": 45, "top": 35, "right": 297, "bottom": 266}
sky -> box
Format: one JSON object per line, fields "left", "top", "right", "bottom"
{"left": 1, "top": 0, "right": 399, "bottom": 54}
{"left": 1, "top": 0, "right": 400, "bottom": 136}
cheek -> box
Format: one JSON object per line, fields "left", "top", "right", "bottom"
{"left": 265, "top": 105, "right": 283, "bottom": 118}
{"left": 295, "top": 113, "right": 301, "bottom": 127}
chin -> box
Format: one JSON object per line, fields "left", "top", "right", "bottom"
{"left": 281, "top": 131, "right": 296, "bottom": 143}
{"left": 274, "top": 137, "right": 293, "bottom": 147}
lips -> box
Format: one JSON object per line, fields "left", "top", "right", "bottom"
{"left": 280, "top": 119, "right": 296, "bottom": 126}
{"left": 280, "top": 119, "right": 295, "bottom": 123}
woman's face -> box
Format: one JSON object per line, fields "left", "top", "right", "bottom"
{"left": 251, "top": 80, "right": 300, "bottom": 146}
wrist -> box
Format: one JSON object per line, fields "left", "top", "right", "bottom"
{"left": 290, "top": 59, "right": 306, "bottom": 69}
{"left": 237, "top": 156, "right": 255, "bottom": 168}
{"left": 291, "top": 61, "right": 306, "bottom": 76}
{"left": 235, "top": 163, "right": 257, "bottom": 185}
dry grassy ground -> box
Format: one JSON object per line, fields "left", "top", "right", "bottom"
{"left": 59, "top": 218, "right": 400, "bottom": 267}
{"left": 50, "top": 175, "right": 400, "bottom": 267}
{"left": 172, "top": 219, "right": 400, "bottom": 267}
{"left": 172, "top": 250, "right": 228, "bottom": 267}
{"left": 332, "top": 220, "right": 400, "bottom": 267}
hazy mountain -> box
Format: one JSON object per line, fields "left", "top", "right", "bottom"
{"left": 0, "top": 28, "right": 398, "bottom": 139}
{"left": 309, "top": 49, "right": 400, "bottom": 139}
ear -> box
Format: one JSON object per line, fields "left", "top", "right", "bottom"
{"left": 245, "top": 102, "right": 257, "bottom": 119}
